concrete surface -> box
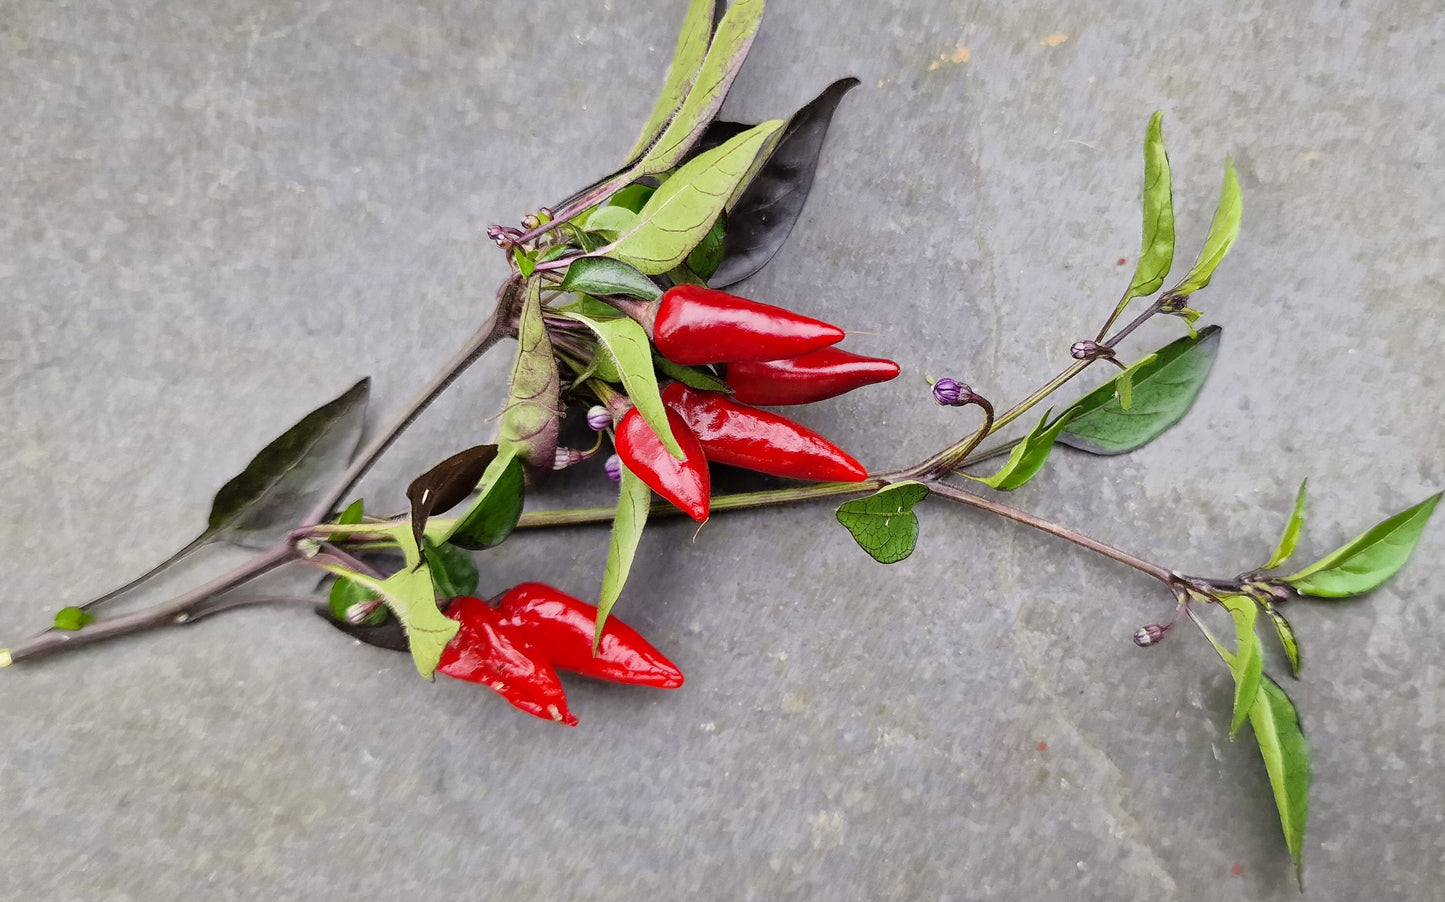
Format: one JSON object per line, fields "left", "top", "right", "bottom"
{"left": 3, "top": 1, "right": 1443, "bottom": 899}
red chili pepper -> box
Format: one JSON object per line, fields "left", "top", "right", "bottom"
{"left": 437, "top": 595, "right": 578, "bottom": 726}
{"left": 725, "top": 346, "right": 900, "bottom": 406}
{"left": 497, "top": 582, "right": 684, "bottom": 689}
{"left": 661, "top": 382, "right": 868, "bottom": 483}
{"left": 614, "top": 406, "right": 711, "bottom": 521}
{"left": 650, "top": 284, "right": 845, "bottom": 365}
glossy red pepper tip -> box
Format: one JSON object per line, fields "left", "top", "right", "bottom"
{"left": 437, "top": 596, "right": 579, "bottom": 726}
{"left": 614, "top": 406, "right": 711, "bottom": 521}
{"left": 725, "top": 346, "right": 901, "bottom": 406}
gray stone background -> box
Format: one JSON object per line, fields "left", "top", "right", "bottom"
{"left": 3, "top": 1, "right": 1442, "bottom": 899}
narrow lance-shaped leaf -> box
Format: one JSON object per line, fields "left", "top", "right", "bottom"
{"left": 405, "top": 444, "right": 499, "bottom": 553}
{"left": 969, "top": 409, "right": 1074, "bottom": 491}
{"left": 1218, "top": 595, "right": 1264, "bottom": 738}
{"left": 606, "top": 119, "right": 787, "bottom": 275}
{"left": 561, "top": 310, "right": 684, "bottom": 459}
{"left": 623, "top": 0, "right": 720, "bottom": 163}
{"left": 836, "top": 481, "right": 930, "bottom": 564}
{"left": 635, "top": 0, "right": 767, "bottom": 175}
{"left": 1248, "top": 675, "right": 1311, "bottom": 889}
{"left": 710, "top": 77, "right": 861, "bottom": 288}
{"left": 443, "top": 448, "right": 526, "bottom": 551}
{"left": 1263, "top": 479, "right": 1308, "bottom": 570}
{"left": 1282, "top": 492, "right": 1441, "bottom": 597}
{"left": 1057, "top": 325, "right": 1221, "bottom": 455}
{"left": 76, "top": 378, "right": 372, "bottom": 611}
{"left": 559, "top": 257, "right": 662, "bottom": 301}
{"left": 1168, "top": 158, "right": 1242, "bottom": 298}
{"left": 653, "top": 354, "right": 731, "bottom": 393}
{"left": 498, "top": 277, "right": 561, "bottom": 469}
{"left": 1263, "top": 603, "right": 1301, "bottom": 677}
{"left": 1103, "top": 112, "right": 1175, "bottom": 327}
{"left": 595, "top": 461, "right": 653, "bottom": 646}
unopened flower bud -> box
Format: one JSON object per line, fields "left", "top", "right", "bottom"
{"left": 520, "top": 213, "right": 541, "bottom": 230}
{"left": 604, "top": 454, "right": 622, "bottom": 483}
{"left": 932, "top": 378, "right": 968, "bottom": 406}
{"left": 554, "top": 447, "right": 588, "bottom": 470}
{"left": 1133, "top": 624, "right": 1168, "bottom": 647}
{"left": 587, "top": 405, "right": 611, "bottom": 432}
{"left": 1070, "top": 340, "right": 1113, "bottom": 361}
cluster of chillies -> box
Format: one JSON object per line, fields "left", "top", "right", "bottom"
{"left": 604, "top": 284, "right": 900, "bottom": 521}
{"left": 438, "top": 584, "right": 683, "bottom": 724}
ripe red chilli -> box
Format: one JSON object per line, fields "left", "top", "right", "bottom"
{"left": 725, "top": 346, "right": 900, "bottom": 406}
{"left": 661, "top": 382, "right": 868, "bottom": 483}
{"left": 436, "top": 595, "right": 578, "bottom": 725}
{"left": 498, "top": 582, "right": 684, "bottom": 688}
{"left": 649, "top": 284, "right": 845, "bottom": 365}
{"left": 613, "top": 406, "right": 711, "bottom": 521}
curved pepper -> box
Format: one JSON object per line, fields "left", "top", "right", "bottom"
{"left": 614, "top": 406, "right": 711, "bottom": 521}
{"left": 437, "top": 595, "right": 578, "bottom": 726}
{"left": 661, "top": 383, "right": 868, "bottom": 483}
{"left": 651, "top": 285, "right": 845, "bottom": 365}
{"left": 725, "top": 346, "right": 900, "bottom": 406}
{"left": 498, "top": 582, "right": 684, "bottom": 689}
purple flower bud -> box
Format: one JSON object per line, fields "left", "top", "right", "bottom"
{"left": 554, "top": 447, "right": 587, "bottom": 470}
{"left": 932, "top": 378, "right": 968, "bottom": 406}
{"left": 1133, "top": 624, "right": 1168, "bottom": 647}
{"left": 587, "top": 405, "right": 611, "bottom": 432}
{"left": 604, "top": 454, "right": 622, "bottom": 483}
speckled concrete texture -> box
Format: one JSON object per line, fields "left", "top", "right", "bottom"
{"left": 3, "top": 2, "right": 1443, "bottom": 899}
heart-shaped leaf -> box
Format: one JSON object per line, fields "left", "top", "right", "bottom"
{"left": 836, "top": 481, "right": 930, "bottom": 564}
{"left": 1057, "top": 325, "right": 1220, "bottom": 455}
{"left": 1283, "top": 492, "right": 1441, "bottom": 597}
{"left": 607, "top": 119, "right": 786, "bottom": 275}
{"left": 498, "top": 278, "right": 561, "bottom": 469}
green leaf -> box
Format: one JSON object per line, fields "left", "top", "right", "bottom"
{"left": 406, "top": 444, "right": 500, "bottom": 553}
{"left": 835, "top": 481, "right": 930, "bottom": 564}
{"left": 1057, "top": 325, "right": 1221, "bottom": 455}
{"left": 1103, "top": 112, "right": 1175, "bottom": 326}
{"left": 653, "top": 354, "right": 731, "bottom": 393}
{"left": 596, "top": 461, "right": 652, "bottom": 646}
{"left": 1263, "top": 603, "right": 1301, "bottom": 678}
{"left": 1263, "top": 480, "right": 1309, "bottom": 570}
{"left": 422, "top": 539, "right": 480, "bottom": 600}
{"left": 607, "top": 183, "right": 658, "bottom": 214}
{"left": 1169, "top": 158, "right": 1242, "bottom": 298}
{"left": 969, "top": 410, "right": 1074, "bottom": 491}
{"left": 443, "top": 448, "right": 526, "bottom": 550}
{"left": 623, "top": 0, "right": 719, "bottom": 163}
{"left": 515, "top": 250, "right": 537, "bottom": 278}
{"left": 686, "top": 213, "right": 727, "bottom": 281}
{"left": 1247, "top": 675, "right": 1311, "bottom": 888}
{"left": 320, "top": 525, "right": 458, "bottom": 679}
{"left": 328, "top": 577, "right": 387, "bottom": 627}
{"left": 559, "top": 309, "right": 683, "bottom": 459}
{"left": 608, "top": 120, "right": 786, "bottom": 275}
{"left": 209, "top": 378, "right": 371, "bottom": 548}
{"left": 1114, "top": 353, "right": 1157, "bottom": 411}
{"left": 583, "top": 205, "right": 638, "bottom": 237}
{"left": 498, "top": 278, "right": 561, "bottom": 469}
{"left": 336, "top": 499, "right": 365, "bottom": 525}
{"left": 1283, "top": 492, "right": 1441, "bottom": 597}
{"left": 1218, "top": 595, "right": 1264, "bottom": 738}
{"left": 52, "top": 606, "right": 95, "bottom": 631}
{"left": 635, "top": 0, "right": 766, "bottom": 175}
{"left": 559, "top": 257, "right": 662, "bottom": 301}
